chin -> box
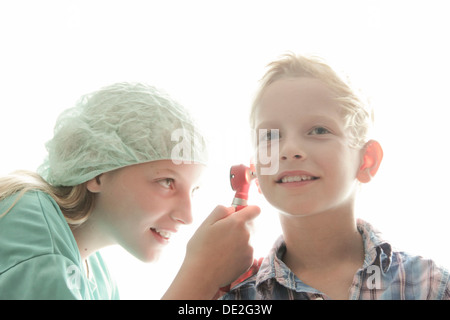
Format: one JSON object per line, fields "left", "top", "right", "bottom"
{"left": 278, "top": 209, "right": 312, "bottom": 217}
{"left": 125, "top": 245, "right": 163, "bottom": 263}
{"left": 141, "top": 248, "right": 164, "bottom": 263}
{"left": 274, "top": 202, "right": 320, "bottom": 217}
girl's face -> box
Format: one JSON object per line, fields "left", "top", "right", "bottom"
{"left": 254, "top": 77, "right": 362, "bottom": 217}
{"left": 91, "top": 160, "right": 205, "bottom": 262}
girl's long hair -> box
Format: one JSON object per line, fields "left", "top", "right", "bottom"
{"left": 0, "top": 170, "right": 95, "bottom": 228}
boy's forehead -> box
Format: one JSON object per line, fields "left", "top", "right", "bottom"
{"left": 262, "top": 77, "right": 335, "bottom": 101}
{"left": 255, "top": 77, "right": 343, "bottom": 125}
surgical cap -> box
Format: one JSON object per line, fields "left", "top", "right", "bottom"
{"left": 38, "top": 82, "right": 208, "bottom": 186}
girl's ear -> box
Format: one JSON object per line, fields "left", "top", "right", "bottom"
{"left": 357, "top": 140, "right": 383, "bottom": 183}
{"left": 86, "top": 175, "right": 103, "bottom": 193}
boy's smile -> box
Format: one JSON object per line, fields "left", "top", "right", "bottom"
{"left": 254, "top": 77, "right": 362, "bottom": 216}
{"left": 275, "top": 170, "right": 319, "bottom": 187}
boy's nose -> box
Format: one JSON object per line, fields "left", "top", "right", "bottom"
{"left": 280, "top": 138, "right": 306, "bottom": 161}
{"left": 281, "top": 154, "right": 302, "bottom": 160}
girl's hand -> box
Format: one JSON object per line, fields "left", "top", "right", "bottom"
{"left": 162, "top": 205, "right": 260, "bottom": 299}
{"left": 186, "top": 205, "right": 261, "bottom": 287}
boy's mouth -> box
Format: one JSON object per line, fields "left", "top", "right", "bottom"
{"left": 276, "top": 175, "right": 319, "bottom": 183}
{"left": 275, "top": 171, "right": 319, "bottom": 184}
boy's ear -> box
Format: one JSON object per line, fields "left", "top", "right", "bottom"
{"left": 249, "top": 157, "right": 262, "bottom": 194}
{"left": 255, "top": 178, "right": 262, "bottom": 194}
{"left": 357, "top": 140, "right": 383, "bottom": 183}
{"left": 86, "top": 175, "right": 103, "bottom": 193}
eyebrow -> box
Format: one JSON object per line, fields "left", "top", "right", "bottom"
{"left": 256, "top": 114, "right": 341, "bottom": 129}
{"left": 155, "top": 166, "right": 202, "bottom": 188}
{"left": 307, "top": 115, "right": 341, "bottom": 128}
{"left": 255, "top": 121, "right": 279, "bottom": 130}
{"left": 155, "top": 167, "right": 181, "bottom": 178}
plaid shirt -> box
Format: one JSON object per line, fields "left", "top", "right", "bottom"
{"left": 220, "top": 219, "right": 450, "bottom": 300}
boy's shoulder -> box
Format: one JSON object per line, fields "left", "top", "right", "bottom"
{"left": 221, "top": 220, "right": 450, "bottom": 300}
{"left": 358, "top": 219, "right": 449, "bottom": 299}
{"left": 382, "top": 248, "right": 449, "bottom": 299}
{"left": 217, "top": 258, "right": 263, "bottom": 300}
{"left": 391, "top": 248, "right": 449, "bottom": 283}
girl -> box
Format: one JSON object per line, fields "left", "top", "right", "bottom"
{"left": 0, "top": 82, "right": 260, "bottom": 299}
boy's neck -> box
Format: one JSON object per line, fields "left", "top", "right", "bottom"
{"left": 279, "top": 206, "right": 364, "bottom": 271}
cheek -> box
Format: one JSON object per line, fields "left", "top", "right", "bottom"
{"left": 122, "top": 181, "right": 166, "bottom": 213}
{"left": 256, "top": 174, "right": 278, "bottom": 203}
{"left": 97, "top": 185, "right": 157, "bottom": 228}
{"left": 321, "top": 149, "right": 360, "bottom": 196}
{"left": 134, "top": 187, "right": 173, "bottom": 216}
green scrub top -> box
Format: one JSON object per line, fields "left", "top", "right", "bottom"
{"left": 0, "top": 190, "right": 119, "bottom": 299}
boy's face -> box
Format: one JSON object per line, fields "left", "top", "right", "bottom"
{"left": 254, "top": 77, "right": 362, "bottom": 217}
{"left": 91, "top": 160, "right": 204, "bottom": 262}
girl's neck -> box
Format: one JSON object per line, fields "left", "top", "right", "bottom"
{"left": 71, "top": 216, "right": 113, "bottom": 261}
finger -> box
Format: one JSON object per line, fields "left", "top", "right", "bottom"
{"left": 202, "top": 205, "right": 236, "bottom": 225}
{"left": 234, "top": 205, "right": 261, "bottom": 221}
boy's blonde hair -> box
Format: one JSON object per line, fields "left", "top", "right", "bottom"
{"left": 250, "top": 53, "right": 373, "bottom": 149}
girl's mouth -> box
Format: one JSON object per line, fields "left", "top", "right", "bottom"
{"left": 150, "top": 228, "right": 172, "bottom": 242}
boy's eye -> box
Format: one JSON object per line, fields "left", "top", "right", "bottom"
{"left": 158, "top": 178, "right": 174, "bottom": 189}
{"left": 309, "top": 126, "right": 331, "bottom": 135}
{"left": 259, "top": 129, "right": 280, "bottom": 141}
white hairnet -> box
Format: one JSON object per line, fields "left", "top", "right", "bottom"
{"left": 38, "top": 82, "right": 208, "bottom": 186}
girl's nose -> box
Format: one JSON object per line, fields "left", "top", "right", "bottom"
{"left": 170, "top": 193, "right": 194, "bottom": 225}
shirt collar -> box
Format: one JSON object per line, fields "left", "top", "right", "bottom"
{"left": 255, "top": 219, "right": 393, "bottom": 290}
{"left": 357, "top": 218, "right": 393, "bottom": 272}
{"left": 255, "top": 235, "right": 287, "bottom": 285}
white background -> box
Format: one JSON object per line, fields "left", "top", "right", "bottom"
{"left": 1, "top": 0, "right": 449, "bottom": 299}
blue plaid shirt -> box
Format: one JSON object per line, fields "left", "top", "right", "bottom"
{"left": 220, "top": 219, "right": 450, "bottom": 300}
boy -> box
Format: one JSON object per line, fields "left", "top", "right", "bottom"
{"left": 220, "top": 53, "right": 449, "bottom": 300}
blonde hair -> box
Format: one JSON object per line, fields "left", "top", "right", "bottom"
{"left": 0, "top": 82, "right": 208, "bottom": 227}
{"left": 0, "top": 171, "right": 95, "bottom": 227}
{"left": 250, "top": 52, "right": 373, "bottom": 149}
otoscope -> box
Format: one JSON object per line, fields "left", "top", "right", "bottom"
{"left": 230, "top": 164, "right": 256, "bottom": 211}
{"left": 216, "top": 164, "right": 258, "bottom": 296}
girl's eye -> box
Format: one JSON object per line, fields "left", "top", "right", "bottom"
{"left": 158, "top": 178, "right": 174, "bottom": 189}
{"left": 259, "top": 129, "right": 280, "bottom": 141}
{"left": 309, "top": 126, "right": 331, "bottom": 135}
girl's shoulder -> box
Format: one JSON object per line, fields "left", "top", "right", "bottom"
{"left": 0, "top": 190, "right": 80, "bottom": 273}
